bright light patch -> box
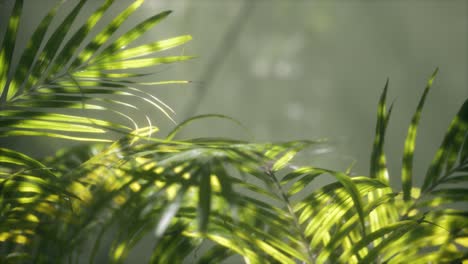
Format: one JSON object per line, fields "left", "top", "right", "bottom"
{"left": 210, "top": 174, "right": 221, "bottom": 192}
{"left": 113, "top": 243, "right": 126, "bottom": 261}
{"left": 113, "top": 195, "right": 127, "bottom": 205}
{"left": 130, "top": 182, "right": 141, "bottom": 192}
{"left": 182, "top": 172, "right": 190, "bottom": 180}
{"left": 173, "top": 166, "right": 184, "bottom": 174}
{"left": 25, "top": 214, "right": 39, "bottom": 223}
{"left": 154, "top": 167, "right": 165, "bottom": 174}
{"left": 14, "top": 235, "right": 28, "bottom": 244}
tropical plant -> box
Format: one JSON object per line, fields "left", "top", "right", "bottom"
{"left": 1, "top": 0, "right": 467, "bottom": 263}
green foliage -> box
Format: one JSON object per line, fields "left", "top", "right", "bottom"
{"left": 1, "top": 1, "right": 467, "bottom": 263}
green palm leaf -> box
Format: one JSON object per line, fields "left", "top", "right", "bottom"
{"left": 402, "top": 68, "right": 438, "bottom": 201}
{"left": 422, "top": 98, "right": 468, "bottom": 192}
{"left": 0, "top": 0, "right": 23, "bottom": 102}
{"left": 1, "top": 0, "right": 467, "bottom": 262}
{"left": 0, "top": 0, "right": 191, "bottom": 141}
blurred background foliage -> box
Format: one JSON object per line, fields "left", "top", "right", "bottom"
{"left": 1, "top": 0, "right": 467, "bottom": 196}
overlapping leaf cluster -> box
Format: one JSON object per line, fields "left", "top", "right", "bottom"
{"left": 0, "top": 1, "right": 467, "bottom": 263}
{"left": 0, "top": 0, "right": 191, "bottom": 141}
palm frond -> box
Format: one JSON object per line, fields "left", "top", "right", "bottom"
{"left": 1, "top": 1, "right": 467, "bottom": 263}
{"left": 0, "top": 0, "right": 191, "bottom": 141}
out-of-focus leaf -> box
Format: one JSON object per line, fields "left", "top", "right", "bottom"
{"left": 167, "top": 114, "right": 249, "bottom": 141}
{"left": 198, "top": 167, "right": 211, "bottom": 233}
{"left": 154, "top": 185, "right": 188, "bottom": 239}
{"left": 430, "top": 188, "right": 468, "bottom": 201}
{"left": 281, "top": 166, "right": 322, "bottom": 184}
{"left": 439, "top": 175, "right": 468, "bottom": 184}
{"left": 0, "top": 148, "right": 48, "bottom": 169}
{"left": 196, "top": 245, "right": 233, "bottom": 264}
{"left": 149, "top": 226, "right": 198, "bottom": 264}
{"left": 0, "top": 0, "right": 23, "bottom": 102}
{"left": 461, "top": 133, "right": 468, "bottom": 163}
{"left": 0, "top": 130, "right": 112, "bottom": 142}
{"left": 270, "top": 141, "right": 315, "bottom": 172}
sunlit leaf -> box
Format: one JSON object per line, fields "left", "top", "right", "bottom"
{"left": 423, "top": 98, "right": 468, "bottom": 192}
{"left": 71, "top": 0, "right": 145, "bottom": 69}
{"left": 402, "top": 68, "right": 438, "bottom": 201}
{"left": 22, "top": 0, "right": 87, "bottom": 93}
{"left": 102, "top": 35, "right": 192, "bottom": 62}
{"left": 87, "top": 55, "right": 194, "bottom": 71}
{"left": 370, "top": 79, "right": 391, "bottom": 182}
{"left": 48, "top": 0, "right": 115, "bottom": 78}
{"left": 92, "top": 10, "right": 173, "bottom": 63}
{"left": 7, "top": 0, "right": 64, "bottom": 100}
{"left": 338, "top": 220, "right": 417, "bottom": 262}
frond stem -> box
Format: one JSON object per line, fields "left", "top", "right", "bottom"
{"left": 265, "top": 169, "right": 315, "bottom": 264}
